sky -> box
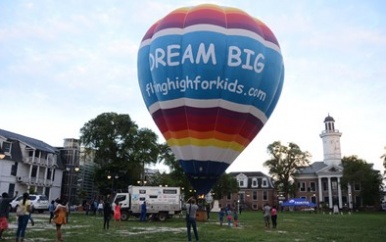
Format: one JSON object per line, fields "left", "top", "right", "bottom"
{"left": 1, "top": 0, "right": 385, "bottom": 175}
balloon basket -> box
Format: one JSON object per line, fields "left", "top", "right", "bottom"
{"left": 196, "top": 210, "right": 208, "bottom": 222}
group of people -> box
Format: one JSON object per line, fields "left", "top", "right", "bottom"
{"left": 0, "top": 191, "right": 68, "bottom": 242}
{"left": 218, "top": 205, "right": 239, "bottom": 227}
{"left": 263, "top": 203, "right": 278, "bottom": 229}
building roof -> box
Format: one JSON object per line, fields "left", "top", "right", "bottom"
{"left": 229, "top": 171, "right": 268, "bottom": 177}
{"left": 0, "top": 128, "right": 58, "bottom": 153}
{"left": 324, "top": 115, "right": 335, "bottom": 122}
{"left": 297, "top": 161, "right": 327, "bottom": 174}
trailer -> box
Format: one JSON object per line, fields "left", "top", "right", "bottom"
{"left": 112, "top": 185, "right": 182, "bottom": 221}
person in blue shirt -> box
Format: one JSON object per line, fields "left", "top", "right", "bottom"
{"left": 140, "top": 201, "right": 147, "bottom": 222}
{"left": 48, "top": 200, "right": 56, "bottom": 223}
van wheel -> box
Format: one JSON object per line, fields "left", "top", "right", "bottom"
{"left": 120, "top": 211, "right": 129, "bottom": 221}
{"left": 158, "top": 212, "right": 167, "bottom": 222}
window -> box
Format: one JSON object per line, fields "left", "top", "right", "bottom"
{"left": 2, "top": 141, "right": 12, "bottom": 154}
{"left": 8, "top": 183, "right": 15, "bottom": 195}
{"left": 253, "top": 204, "right": 257, "bottom": 209}
{"left": 323, "top": 181, "right": 327, "bottom": 191}
{"left": 262, "top": 178, "right": 268, "bottom": 187}
{"left": 149, "top": 195, "right": 157, "bottom": 199}
{"left": 47, "top": 169, "right": 52, "bottom": 179}
{"left": 252, "top": 191, "right": 257, "bottom": 200}
{"left": 239, "top": 180, "right": 244, "bottom": 187}
{"left": 163, "top": 189, "right": 177, "bottom": 194}
{"left": 252, "top": 179, "right": 257, "bottom": 187}
{"left": 263, "top": 191, "right": 268, "bottom": 201}
{"left": 31, "top": 166, "right": 37, "bottom": 178}
{"left": 227, "top": 193, "right": 232, "bottom": 200}
{"left": 299, "top": 182, "right": 306, "bottom": 192}
{"left": 310, "top": 182, "right": 316, "bottom": 192}
{"left": 332, "top": 181, "right": 337, "bottom": 190}
{"left": 11, "top": 162, "right": 18, "bottom": 176}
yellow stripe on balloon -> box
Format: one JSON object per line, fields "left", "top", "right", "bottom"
{"left": 166, "top": 137, "right": 245, "bottom": 152}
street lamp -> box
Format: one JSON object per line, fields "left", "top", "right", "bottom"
{"left": 107, "top": 174, "right": 119, "bottom": 192}
{"left": 137, "top": 179, "right": 147, "bottom": 186}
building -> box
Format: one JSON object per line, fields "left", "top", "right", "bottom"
{"left": 294, "top": 114, "right": 356, "bottom": 209}
{"left": 0, "top": 129, "right": 64, "bottom": 201}
{"left": 219, "top": 171, "right": 277, "bottom": 211}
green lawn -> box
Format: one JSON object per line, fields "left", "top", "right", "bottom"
{"left": 3, "top": 210, "right": 386, "bottom": 241}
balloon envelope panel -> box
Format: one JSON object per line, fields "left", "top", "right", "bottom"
{"left": 138, "top": 4, "right": 284, "bottom": 195}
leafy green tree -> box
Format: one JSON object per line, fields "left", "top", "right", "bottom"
{"left": 211, "top": 173, "right": 239, "bottom": 200}
{"left": 381, "top": 149, "right": 386, "bottom": 177}
{"left": 341, "top": 155, "right": 383, "bottom": 207}
{"left": 264, "top": 141, "right": 310, "bottom": 199}
{"left": 80, "top": 112, "right": 162, "bottom": 194}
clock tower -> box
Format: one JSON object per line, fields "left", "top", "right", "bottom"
{"left": 320, "top": 114, "right": 342, "bottom": 166}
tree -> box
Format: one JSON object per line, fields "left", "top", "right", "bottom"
{"left": 211, "top": 173, "right": 239, "bottom": 200}
{"left": 80, "top": 112, "right": 162, "bottom": 194}
{"left": 341, "top": 155, "right": 383, "bottom": 207}
{"left": 263, "top": 141, "right": 310, "bottom": 199}
{"left": 381, "top": 148, "right": 386, "bottom": 177}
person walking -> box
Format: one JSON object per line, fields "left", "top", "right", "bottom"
{"left": 271, "top": 205, "right": 278, "bottom": 228}
{"left": 185, "top": 197, "right": 199, "bottom": 242}
{"left": 263, "top": 203, "right": 271, "bottom": 229}
{"left": 53, "top": 198, "right": 67, "bottom": 242}
{"left": 113, "top": 201, "right": 121, "bottom": 222}
{"left": 140, "top": 201, "right": 147, "bottom": 222}
{"left": 103, "top": 200, "right": 112, "bottom": 230}
{"left": 48, "top": 200, "right": 56, "bottom": 223}
{"left": 15, "top": 192, "right": 31, "bottom": 242}
{"left": 0, "top": 191, "right": 18, "bottom": 240}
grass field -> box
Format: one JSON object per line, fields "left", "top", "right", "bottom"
{"left": 2, "top": 210, "right": 386, "bottom": 241}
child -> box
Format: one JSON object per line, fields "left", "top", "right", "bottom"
{"left": 227, "top": 208, "right": 232, "bottom": 227}
{"left": 271, "top": 205, "right": 277, "bottom": 228}
{"left": 233, "top": 210, "right": 239, "bottom": 227}
{"left": 113, "top": 201, "right": 121, "bottom": 222}
{"left": 48, "top": 200, "right": 56, "bottom": 223}
{"left": 218, "top": 208, "right": 225, "bottom": 226}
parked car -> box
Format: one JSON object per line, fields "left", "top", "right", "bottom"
{"left": 10, "top": 194, "right": 49, "bottom": 213}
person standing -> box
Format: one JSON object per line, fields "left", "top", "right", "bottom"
{"left": 218, "top": 207, "right": 225, "bottom": 226}
{"left": 140, "top": 201, "right": 147, "bottom": 222}
{"left": 263, "top": 203, "right": 271, "bottom": 229}
{"left": 185, "top": 197, "right": 199, "bottom": 242}
{"left": 271, "top": 205, "right": 277, "bottom": 228}
{"left": 53, "top": 198, "right": 67, "bottom": 242}
{"left": 0, "top": 191, "right": 18, "bottom": 240}
{"left": 98, "top": 201, "right": 104, "bottom": 216}
{"left": 48, "top": 200, "right": 56, "bottom": 223}
{"left": 226, "top": 208, "right": 232, "bottom": 227}
{"left": 103, "top": 200, "right": 112, "bottom": 230}
{"left": 113, "top": 201, "right": 121, "bottom": 222}
{"left": 16, "top": 192, "right": 31, "bottom": 242}
{"left": 233, "top": 209, "right": 239, "bottom": 227}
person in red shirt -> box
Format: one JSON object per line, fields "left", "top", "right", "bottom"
{"left": 271, "top": 205, "right": 277, "bottom": 228}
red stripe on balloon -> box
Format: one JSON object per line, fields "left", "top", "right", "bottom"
{"left": 152, "top": 106, "right": 264, "bottom": 141}
{"left": 141, "top": 5, "right": 279, "bottom": 46}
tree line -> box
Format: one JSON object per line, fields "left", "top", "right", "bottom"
{"left": 79, "top": 112, "right": 385, "bottom": 206}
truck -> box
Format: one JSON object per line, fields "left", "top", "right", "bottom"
{"left": 112, "top": 185, "right": 183, "bottom": 221}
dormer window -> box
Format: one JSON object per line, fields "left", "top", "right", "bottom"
{"left": 239, "top": 180, "right": 244, "bottom": 187}
{"left": 262, "top": 178, "right": 268, "bottom": 187}
{"left": 252, "top": 179, "right": 258, "bottom": 187}
{"left": 2, "top": 141, "right": 12, "bottom": 155}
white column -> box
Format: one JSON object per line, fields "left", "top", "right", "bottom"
{"left": 337, "top": 177, "right": 342, "bottom": 208}
{"left": 328, "top": 177, "right": 332, "bottom": 208}
{"left": 318, "top": 176, "right": 323, "bottom": 203}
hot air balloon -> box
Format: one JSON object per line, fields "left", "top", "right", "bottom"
{"left": 137, "top": 4, "right": 284, "bottom": 195}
